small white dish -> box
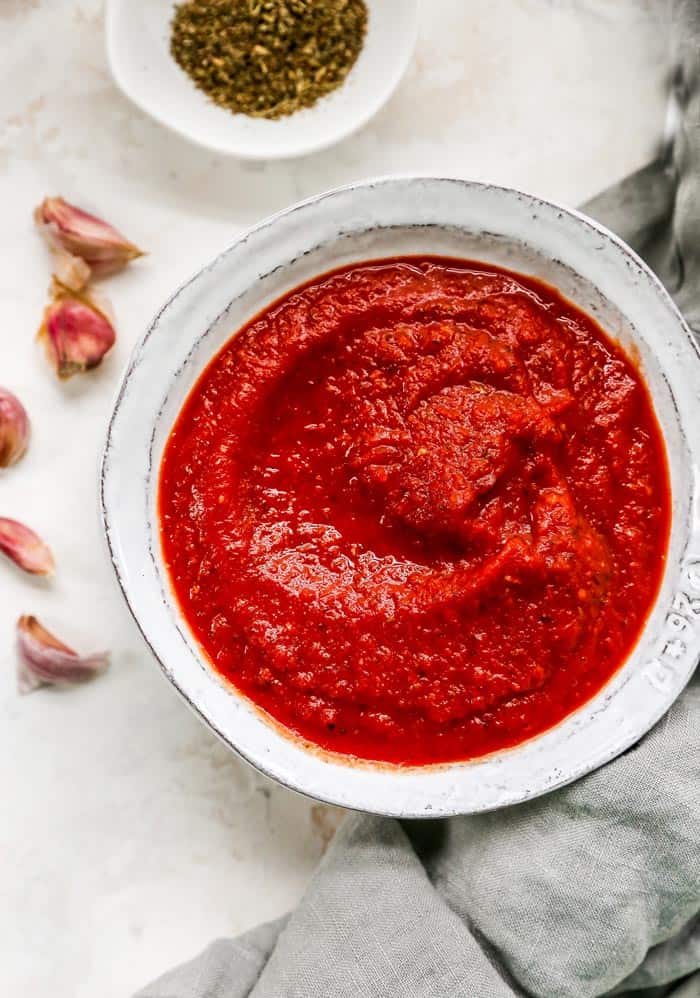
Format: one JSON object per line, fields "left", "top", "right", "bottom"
{"left": 101, "top": 178, "right": 700, "bottom": 817}
{"left": 105, "top": 0, "right": 418, "bottom": 159}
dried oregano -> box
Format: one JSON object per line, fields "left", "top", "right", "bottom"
{"left": 170, "top": 0, "right": 368, "bottom": 120}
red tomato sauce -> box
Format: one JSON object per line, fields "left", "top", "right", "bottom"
{"left": 159, "top": 257, "right": 670, "bottom": 765}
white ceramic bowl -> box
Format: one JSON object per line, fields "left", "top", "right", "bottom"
{"left": 101, "top": 178, "right": 700, "bottom": 817}
{"left": 105, "top": 0, "right": 418, "bottom": 159}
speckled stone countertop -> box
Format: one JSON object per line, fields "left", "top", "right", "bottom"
{"left": 0, "top": 2, "right": 669, "bottom": 995}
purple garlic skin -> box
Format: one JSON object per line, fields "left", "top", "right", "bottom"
{"left": 0, "top": 518, "right": 54, "bottom": 575}
{"left": 35, "top": 196, "right": 143, "bottom": 289}
{"left": 17, "top": 615, "right": 109, "bottom": 694}
{"left": 0, "top": 388, "right": 30, "bottom": 467}
{"left": 38, "top": 283, "right": 116, "bottom": 379}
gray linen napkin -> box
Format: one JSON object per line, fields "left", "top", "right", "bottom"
{"left": 136, "top": 4, "right": 700, "bottom": 995}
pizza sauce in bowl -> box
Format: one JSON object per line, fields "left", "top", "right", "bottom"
{"left": 159, "top": 257, "right": 670, "bottom": 766}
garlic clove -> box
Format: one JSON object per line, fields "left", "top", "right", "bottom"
{"left": 17, "top": 615, "right": 109, "bottom": 694}
{"left": 37, "top": 282, "right": 116, "bottom": 379}
{"left": 0, "top": 387, "right": 30, "bottom": 467}
{"left": 34, "top": 196, "right": 143, "bottom": 283}
{"left": 0, "top": 518, "right": 54, "bottom": 575}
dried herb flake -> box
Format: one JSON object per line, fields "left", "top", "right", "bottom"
{"left": 170, "top": 0, "right": 368, "bottom": 120}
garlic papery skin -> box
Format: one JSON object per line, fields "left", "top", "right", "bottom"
{"left": 0, "top": 518, "right": 54, "bottom": 575}
{"left": 50, "top": 247, "right": 92, "bottom": 293}
{"left": 17, "top": 615, "right": 109, "bottom": 694}
{"left": 38, "top": 283, "right": 116, "bottom": 379}
{"left": 35, "top": 196, "right": 143, "bottom": 282}
{"left": 0, "top": 388, "right": 30, "bottom": 467}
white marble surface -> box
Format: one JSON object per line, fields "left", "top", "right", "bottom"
{"left": 0, "top": 2, "right": 670, "bottom": 996}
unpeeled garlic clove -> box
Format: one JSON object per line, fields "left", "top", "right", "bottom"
{"left": 0, "top": 387, "right": 30, "bottom": 467}
{"left": 38, "top": 282, "right": 116, "bottom": 379}
{"left": 34, "top": 196, "right": 143, "bottom": 285}
{"left": 17, "top": 615, "right": 109, "bottom": 694}
{"left": 0, "top": 518, "right": 54, "bottom": 575}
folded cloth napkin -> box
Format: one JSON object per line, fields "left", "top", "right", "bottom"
{"left": 137, "top": 4, "right": 700, "bottom": 996}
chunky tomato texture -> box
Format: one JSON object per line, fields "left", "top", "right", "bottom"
{"left": 159, "top": 258, "right": 670, "bottom": 764}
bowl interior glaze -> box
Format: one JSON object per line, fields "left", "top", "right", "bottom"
{"left": 102, "top": 179, "right": 700, "bottom": 816}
